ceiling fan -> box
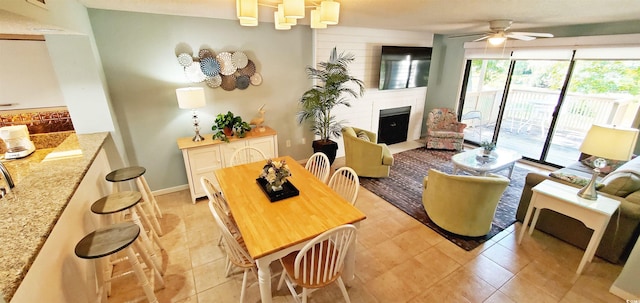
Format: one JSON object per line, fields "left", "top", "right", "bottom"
{"left": 451, "top": 20, "right": 554, "bottom": 45}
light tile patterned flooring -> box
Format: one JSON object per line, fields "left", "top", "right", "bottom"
{"left": 108, "top": 142, "right": 626, "bottom": 303}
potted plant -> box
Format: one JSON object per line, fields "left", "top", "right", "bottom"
{"left": 296, "top": 47, "right": 365, "bottom": 164}
{"left": 212, "top": 111, "right": 251, "bottom": 142}
{"left": 480, "top": 141, "right": 496, "bottom": 155}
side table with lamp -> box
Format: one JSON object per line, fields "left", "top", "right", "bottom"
{"left": 518, "top": 124, "right": 639, "bottom": 275}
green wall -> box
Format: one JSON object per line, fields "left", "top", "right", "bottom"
{"left": 89, "top": 9, "right": 313, "bottom": 191}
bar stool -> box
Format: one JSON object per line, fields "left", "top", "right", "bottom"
{"left": 106, "top": 166, "right": 163, "bottom": 236}
{"left": 75, "top": 221, "right": 163, "bottom": 303}
{"left": 91, "top": 191, "right": 165, "bottom": 273}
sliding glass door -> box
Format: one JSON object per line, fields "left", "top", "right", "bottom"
{"left": 459, "top": 55, "right": 640, "bottom": 168}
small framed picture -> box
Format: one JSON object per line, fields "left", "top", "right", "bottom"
{"left": 26, "top": 0, "right": 47, "bottom": 9}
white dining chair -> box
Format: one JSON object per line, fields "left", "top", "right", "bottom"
{"left": 328, "top": 167, "right": 360, "bottom": 205}
{"left": 277, "top": 224, "right": 357, "bottom": 303}
{"left": 305, "top": 152, "right": 331, "bottom": 183}
{"left": 200, "top": 177, "right": 237, "bottom": 246}
{"left": 230, "top": 146, "right": 267, "bottom": 166}
{"left": 208, "top": 199, "right": 256, "bottom": 303}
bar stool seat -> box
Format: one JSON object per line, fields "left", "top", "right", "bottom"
{"left": 106, "top": 166, "right": 163, "bottom": 236}
{"left": 75, "top": 222, "right": 162, "bottom": 303}
{"left": 90, "top": 191, "right": 164, "bottom": 274}
{"left": 105, "top": 166, "right": 146, "bottom": 183}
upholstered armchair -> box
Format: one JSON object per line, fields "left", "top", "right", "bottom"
{"left": 426, "top": 108, "right": 466, "bottom": 150}
{"left": 341, "top": 127, "right": 394, "bottom": 178}
{"left": 422, "top": 169, "right": 509, "bottom": 237}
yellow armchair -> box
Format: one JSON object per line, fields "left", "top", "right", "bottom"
{"left": 422, "top": 169, "right": 509, "bottom": 237}
{"left": 341, "top": 127, "right": 394, "bottom": 178}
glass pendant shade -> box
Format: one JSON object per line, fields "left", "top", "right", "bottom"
{"left": 236, "top": 0, "right": 258, "bottom": 20}
{"left": 283, "top": 0, "right": 305, "bottom": 19}
{"left": 488, "top": 35, "right": 506, "bottom": 45}
{"left": 274, "top": 12, "right": 292, "bottom": 30}
{"left": 240, "top": 18, "right": 259, "bottom": 26}
{"left": 277, "top": 4, "right": 297, "bottom": 25}
{"left": 320, "top": 0, "right": 340, "bottom": 24}
{"left": 310, "top": 9, "right": 327, "bottom": 29}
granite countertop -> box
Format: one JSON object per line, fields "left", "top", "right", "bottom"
{"left": 0, "top": 132, "right": 109, "bottom": 302}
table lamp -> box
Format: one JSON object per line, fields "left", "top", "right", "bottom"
{"left": 176, "top": 87, "right": 206, "bottom": 141}
{"left": 577, "top": 124, "right": 639, "bottom": 200}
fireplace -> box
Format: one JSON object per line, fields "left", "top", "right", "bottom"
{"left": 378, "top": 106, "right": 411, "bottom": 145}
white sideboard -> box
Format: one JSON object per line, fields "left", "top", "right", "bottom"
{"left": 177, "top": 126, "right": 278, "bottom": 203}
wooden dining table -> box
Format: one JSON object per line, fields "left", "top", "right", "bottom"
{"left": 215, "top": 155, "right": 366, "bottom": 303}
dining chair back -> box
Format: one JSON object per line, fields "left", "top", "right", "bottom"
{"left": 278, "top": 224, "right": 357, "bottom": 303}
{"left": 230, "top": 146, "right": 267, "bottom": 166}
{"left": 328, "top": 167, "right": 360, "bottom": 205}
{"left": 208, "top": 199, "right": 256, "bottom": 303}
{"left": 305, "top": 152, "right": 331, "bottom": 184}
{"left": 201, "top": 176, "right": 238, "bottom": 247}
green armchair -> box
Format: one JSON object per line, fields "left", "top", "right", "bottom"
{"left": 422, "top": 169, "right": 509, "bottom": 237}
{"left": 341, "top": 127, "right": 394, "bottom": 178}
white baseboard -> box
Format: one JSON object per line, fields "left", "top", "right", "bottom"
{"left": 152, "top": 184, "right": 189, "bottom": 196}
{"left": 609, "top": 284, "right": 639, "bottom": 301}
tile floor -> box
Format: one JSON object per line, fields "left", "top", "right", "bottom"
{"left": 108, "top": 142, "right": 627, "bottom": 303}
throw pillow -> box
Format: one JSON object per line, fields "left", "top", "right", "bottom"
{"left": 581, "top": 156, "right": 629, "bottom": 175}
{"left": 357, "top": 131, "right": 370, "bottom": 142}
{"left": 549, "top": 172, "right": 604, "bottom": 189}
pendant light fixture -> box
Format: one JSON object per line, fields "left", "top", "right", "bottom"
{"left": 236, "top": 0, "right": 341, "bottom": 30}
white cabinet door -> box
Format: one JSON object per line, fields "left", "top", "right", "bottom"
{"left": 188, "top": 145, "right": 222, "bottom": 200}
{"left": 220, "top": 140, "right": 247, "bottom": 167}
{"left": 248, "top": 136, "right": 276, "bottom": 159}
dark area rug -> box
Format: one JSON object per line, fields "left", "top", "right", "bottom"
{"left": 359, "top": 147, "right": 530, "bottom": 251}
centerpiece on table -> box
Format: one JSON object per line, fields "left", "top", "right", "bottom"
{"left": 257, "top": 159, "right": 299, "bottom": 202}
{"left": 260, "top": 159, "right": 291, "bottom": 191}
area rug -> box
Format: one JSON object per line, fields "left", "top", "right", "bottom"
{"left": 359, "top": 147, "right": 530, "bottom": 251}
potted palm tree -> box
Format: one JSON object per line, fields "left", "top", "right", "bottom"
{"left": 297, "top": 47, "right": 365, "bottom": 164}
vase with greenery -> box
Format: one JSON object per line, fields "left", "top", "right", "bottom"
{"left": 480, "top": 140, "right": 496, "bottom": 155}
{"left": 296, "top": 47, "right": 365, "bottom": 164}
{"left": 212, "top": 111, "right": 251, "bottom": 142}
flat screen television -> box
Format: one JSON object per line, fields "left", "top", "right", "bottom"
{"left": 378, "top": 46, "right": 432, "bottom": 90}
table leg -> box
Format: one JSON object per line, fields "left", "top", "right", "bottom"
{"left": 508, "top": 163, "right": 515, "bottom": 179}
{"left": 256, "top": 259, "right": 272, "bottom": 303}
{"left": 453, "top": 164, "right": 459, "bottom": 175}
{"left": 518, "top": 194, "right": 537, "bottom": 244}
{"left": 529, "top": 208, "right": 542, "bottom": 236}
{"left": 343, "top": 222, "right": 360, "bottom": 286}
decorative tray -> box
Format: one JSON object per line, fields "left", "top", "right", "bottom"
{"left": 256, "top": 178, "right": 300, "bottom": 202}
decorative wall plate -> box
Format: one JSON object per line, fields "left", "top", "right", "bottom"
{"left": 177, "top": 53, "right": 193, "bottom": 67}
{"left": 236, "top": 75, "right": 250, "bottom": 90}
{"left": 206, "top": 75, "right": 222, "bottom": 88}
{"left": 238, "top": 60, "right": 256, "bottom": 76}
{"left": 216, "top": 52, "right": 237, "bottom": 76}
{"left": 250, "top": 72, "right": 262, "bottom": 85}
{"left": 220, "top": 74, "right": 237, "bottom": 91}
{"left": 198, "top": 49, "right": 214, "bottom": 59}
{"left": 185, "top": 62, "right": 206, "bottom": 83}
{"left": 232, "top": 51, "right": 249, "bottom": 69}
{"left": 200, "top": 57, "right": 220, "bottom": 77}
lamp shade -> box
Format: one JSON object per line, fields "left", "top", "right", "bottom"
{"left": 274, "top": 11, "right": 292, "bottom": 30}
{"left": 277, "top": 4, "right": 297, "bottom": 25}
{"left": 488, "top": 35, "right": 506, "bottom": 45}
{"left": 579, "top": 124, "right": 639, "bottom": 161}
{"left": 236, "top": 0, "right": 258, "bottom": 20}
{"left": 283, "top": 0, "right": 305, "bottom": 19}
{"left": 310, "top": 9, "right": 327, "bottom": 29}
{"left": 176, "top": 87, "right": 206, "bottom": 109}
{"left": 320, "top": 0, "right": 340, "bottom": 25}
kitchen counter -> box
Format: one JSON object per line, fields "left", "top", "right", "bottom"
{"left": 0, "top": 132, "right": 109, "bottom": 302}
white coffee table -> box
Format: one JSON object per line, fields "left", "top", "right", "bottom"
{"left": 451, "top": 147, "right": 522, "bottom": 178}
{"left": 517, "top": 180, "right": 620, "bottom": 275}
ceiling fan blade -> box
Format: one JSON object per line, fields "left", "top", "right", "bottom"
{"left": 506, "top": 33, "right": 536, "bottom": 41}
{"left": 473, "top": 35, "right": 490, "bottom": 42}
{"left": 510, "top": 32, "right": 554, "bottom": 38}
{"left": 447, "top": 32, "right": 487, "bottom": 39}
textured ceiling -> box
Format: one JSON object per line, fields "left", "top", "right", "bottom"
{"left": 77, "top": 0, "right": 640, "bottom": 34}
